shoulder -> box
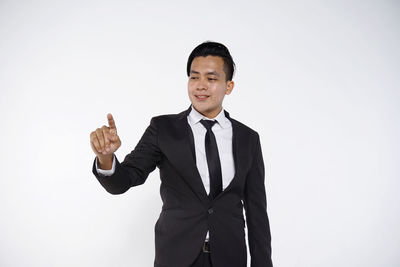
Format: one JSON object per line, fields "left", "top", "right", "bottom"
{"left": 147, "top": 109, "right": 187, "bottom": 127}
{"left": 152, "top": 113, "right": 183, "bottom": 121}
{"left": 150, "top": 110, "right": 185, "bottom": 121}
{"left": 229, "top": 116, "right": 260, "bottom": 140}
{"left": 229, "top": 117, "right": 263, "bottom": 157}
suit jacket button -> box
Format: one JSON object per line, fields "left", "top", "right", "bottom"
{"left": 208, "top": 208, "right": 214, "bottom": 214}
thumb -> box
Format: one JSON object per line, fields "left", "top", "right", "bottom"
{"left": 110, "top": 129, "right": 117, "bottom": 141}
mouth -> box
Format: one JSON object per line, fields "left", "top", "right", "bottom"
{"left": 195, "top": 95, "right": 210, "bottom": 101}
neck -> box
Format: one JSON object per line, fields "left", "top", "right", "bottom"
{"left": 193, "top": 106, "right": 222, "bottom": 119}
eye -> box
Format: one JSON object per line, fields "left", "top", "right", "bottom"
{"left": 190, "top": 77, "right": 199, "bottom": 80}
{"left": 208, "top": 78, "right": 217, "bottom": 81}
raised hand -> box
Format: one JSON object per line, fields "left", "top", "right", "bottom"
{"left": 90, "top": 113, "right": 121, "bottom": 164}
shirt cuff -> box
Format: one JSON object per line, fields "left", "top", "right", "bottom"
{"left": 95, "top": 155, "right": 116, "bottom": 176}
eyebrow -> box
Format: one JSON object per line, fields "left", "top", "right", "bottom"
{"left": 190, "top": 70, "right": 220, "bottom": 77}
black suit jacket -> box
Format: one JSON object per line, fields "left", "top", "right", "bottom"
{"left": 92, "top": 106, "right": 273, "bottom": 267}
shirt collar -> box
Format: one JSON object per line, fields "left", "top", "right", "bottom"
{"left": 188, "top": 105, "right": 230, "bottom": 129}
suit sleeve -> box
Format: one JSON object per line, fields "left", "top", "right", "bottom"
{"left": 92, "top": 117, "right": 162, "bottom": 195}
{"left": 243, "top": 133, "right": 273, "bottom": 267}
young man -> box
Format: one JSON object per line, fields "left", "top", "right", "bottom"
{"left": 90, "top": 42, "right": 273, "bottom": 267}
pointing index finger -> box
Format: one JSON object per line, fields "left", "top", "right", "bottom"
{"left": 107, "top": 113, "right": 117, "bottom": 130}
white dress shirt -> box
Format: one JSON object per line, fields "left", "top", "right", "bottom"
{"left": 96, "top": 105, "right": 235, "bottom": 241}
{"left": 186, "top": 106, "right": 235, "bottom": 194}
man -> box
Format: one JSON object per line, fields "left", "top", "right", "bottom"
{"left": 90, "top": 41, "right": 273, "bottom": 267}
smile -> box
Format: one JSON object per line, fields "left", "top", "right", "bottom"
{"left": 195, "top": 95, "right": 209, "bottom": 100}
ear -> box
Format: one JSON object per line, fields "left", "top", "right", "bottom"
{"left": 225, "top": 81, "right": 234, "bottom": 95}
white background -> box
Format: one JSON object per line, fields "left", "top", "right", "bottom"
{"left": 0, "top": 0, "right": 399, "bottom": 266}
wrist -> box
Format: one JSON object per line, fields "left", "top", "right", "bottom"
{"left": 97, "top": 154, "right": 113, "bottom": 170}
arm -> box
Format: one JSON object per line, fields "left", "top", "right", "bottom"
{"left": 92, "top": 117, "right": 162, "bottom": 194}
{"left": 243, "top": 133, "right": 273, "bottom": 267}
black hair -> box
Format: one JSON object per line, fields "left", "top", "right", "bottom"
{"left": 187, "top": 41, "right": 236, "bottom": 81}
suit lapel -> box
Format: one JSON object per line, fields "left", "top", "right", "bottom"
{"left": 214, "top": 110, "right": 244, "bottom": 200}
{"left": 167, "top": 107, "right": 210, "bottom": 204}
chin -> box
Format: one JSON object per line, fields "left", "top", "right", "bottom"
{"left": 190, "top": 104, "right": 203, "bottom": 112}
{"left": 192, "top": 104, "right": 203, "bottom": 112}
{"left": 195, "top": 104, "right": 217, "bottom": 115}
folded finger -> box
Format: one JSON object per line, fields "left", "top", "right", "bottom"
{"left": 95, "top": 128, "right": 105, "bottom": 151}
{"left": 90, "top": 132, "right": 102, "bottom": 153}
{"left": 102, "top": 127, "right": 111, "bottom": 148}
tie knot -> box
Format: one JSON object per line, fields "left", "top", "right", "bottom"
{"left": 200, "top": 119, "right": 217, "bottom": 131}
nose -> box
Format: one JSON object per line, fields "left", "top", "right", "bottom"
{"left": 196, "top": 77, "right": 207, "bottom": 91}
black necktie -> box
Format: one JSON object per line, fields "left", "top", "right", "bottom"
{"left": 200, "top": 119, "right": 223, "bottom": 200}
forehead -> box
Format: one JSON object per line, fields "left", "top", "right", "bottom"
{"left": 190, "top": 56, "right": 225, "bottom": 74}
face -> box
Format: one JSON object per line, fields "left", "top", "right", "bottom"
{"left": 188, "top": 56, "right": 234, "bottom": 118}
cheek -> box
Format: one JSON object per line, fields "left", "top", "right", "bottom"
{"left": 215, "top": 86, "right": 227, "bottom": 98}
{"left": 188, "top": 87, "right": 197, "bottom": 100}
{"left": 187, "top": 85, "right": 193, "bottom": 94}
{"left": 188, "top": 81, "right": 196, "bottom": 91}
